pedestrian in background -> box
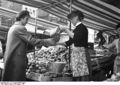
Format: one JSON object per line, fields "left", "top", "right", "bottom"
{"left": 104, "top": 23, "right": 120, "bottom": 77}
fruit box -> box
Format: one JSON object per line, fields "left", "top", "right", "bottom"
{"left": 26, "top": 72, "right": 51, "bottom": 81}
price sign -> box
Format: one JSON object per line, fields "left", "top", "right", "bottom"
{"left": 22, "top": 5, "right": 38, "bottom": 18}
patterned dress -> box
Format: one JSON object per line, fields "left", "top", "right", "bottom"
{"left": 113, "top": 39, "right": 120, "bottom": 74}
{"left": 114, "top": 56, "right": 120, "bottom": 74}
{"left": 71, "top": 46, "right": 89, "bottom": 77}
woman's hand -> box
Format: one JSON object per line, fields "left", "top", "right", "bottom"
{"left": 59, "top": 26, "right": 69, "bottom": 32}
{"left": 59, "top": 26, "right": 74, "bottom": 38}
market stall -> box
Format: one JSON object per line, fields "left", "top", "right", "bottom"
{"left": 0, "top": 0, "right": 120, "bottom": 82}
{"left": 0, "top": 38, "right": 117, "bottom": 81}
{"left": 25, "top": 45, "right": 116, "bottom": 81}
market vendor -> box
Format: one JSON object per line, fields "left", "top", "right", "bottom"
{"left": 57, "top": 10, "right": 92, "bottom": 81}
{"left": 104, "top": 23, "right": 120, "bottom": 77}
{"left": 1, "top": 10, "right": 60, "bottom": 81}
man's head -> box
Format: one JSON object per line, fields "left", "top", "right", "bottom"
{"left": 16, "top": 10, "right": 30, "bottom": 26}
{"left": 67, "top": 10, "right": 84, "bottom": 26}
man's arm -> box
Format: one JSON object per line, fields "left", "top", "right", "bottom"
{"left": 15, "top": 27, "right": 59, "bottom": 47}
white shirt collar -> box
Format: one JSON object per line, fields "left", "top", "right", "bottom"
{"left": 75, "top": 22, "right": 81, "bottom": 27}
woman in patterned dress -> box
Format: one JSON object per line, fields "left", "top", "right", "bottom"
{"left": 57, "top": 10, "right": 92, "bottom": 81}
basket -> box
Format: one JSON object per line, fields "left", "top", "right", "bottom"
{"left": 49, "top": 62, "right": 66, "bottom": 74}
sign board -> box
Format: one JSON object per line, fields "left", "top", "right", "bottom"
{"left": 88, "top": 28, "right": 95, "bottom": 43}
{"left": 22, "top": 5, "right": 38, "bottom": 18}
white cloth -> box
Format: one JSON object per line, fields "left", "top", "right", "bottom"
{"left": 0, "top": 41, "right": 3, "bottom": 54}
{"left": 75, "top": 22, "right": 81, "bottom": 27}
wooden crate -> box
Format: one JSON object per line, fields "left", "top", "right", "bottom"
{"left": 52, "top": 77, "right": 72, "bottom": 81}
{"left": 26, "top": 72, "right": 51, "bottom": 81}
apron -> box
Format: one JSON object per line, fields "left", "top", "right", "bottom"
{"left": 71, "top": 45, "right": 92, "bottom": 77}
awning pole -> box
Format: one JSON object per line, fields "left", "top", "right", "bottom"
{"left": 34, "top": 12, "right": 38, "bottom": 60}
{"left": 68, "top": 0, "right": 72, "bottom": 71}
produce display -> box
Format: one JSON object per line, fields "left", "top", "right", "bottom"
{"left": 26, "top": 46, "right": 69, "bottom": 75}
{"left": 94, "top": 47, "right": 112, "bottom": 57}
{"left": 26, "top": 45, "right": 117, "bottom": 81}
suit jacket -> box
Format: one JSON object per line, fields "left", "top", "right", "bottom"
{"left": 2, "top": 22, "right": 43, "bottom": 81}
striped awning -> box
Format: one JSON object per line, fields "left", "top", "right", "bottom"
{"left": 7, "top": 0, "right": 120, "bottom": 35}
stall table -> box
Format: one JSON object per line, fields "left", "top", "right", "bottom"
{"left": 91, "top": 54, "right": 116, "bottom": 81}
{"left": 26, "top": 54, "right": 116, "bottom": 81}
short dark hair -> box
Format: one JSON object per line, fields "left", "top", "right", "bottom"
{"left": 67, "top": 10, "right": 84, "bottom": 21}
{"left": 116, "top": 23, "right": 120, "bottom": 30}
{"left": 16, "top": 10, "right": 30, "bottom": 21}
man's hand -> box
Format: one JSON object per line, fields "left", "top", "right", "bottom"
{"left": 52, "top": 33, "right": 60, "bottom": 42}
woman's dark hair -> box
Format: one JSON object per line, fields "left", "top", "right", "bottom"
{"left": 96, "top": 31, "right": 106, "bottom": 46}
{"left": 16, "top": 10, "right": 30, "bottom": 21}
{"left": 116, "top": 23, "right": 120, "bottom": 30}
{"left": 67, "top": 10, "right": 84, "bottom": 21}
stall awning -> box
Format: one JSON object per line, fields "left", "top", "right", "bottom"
{"left": 7, "top": 0, "right": 120, "bottom": 34}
